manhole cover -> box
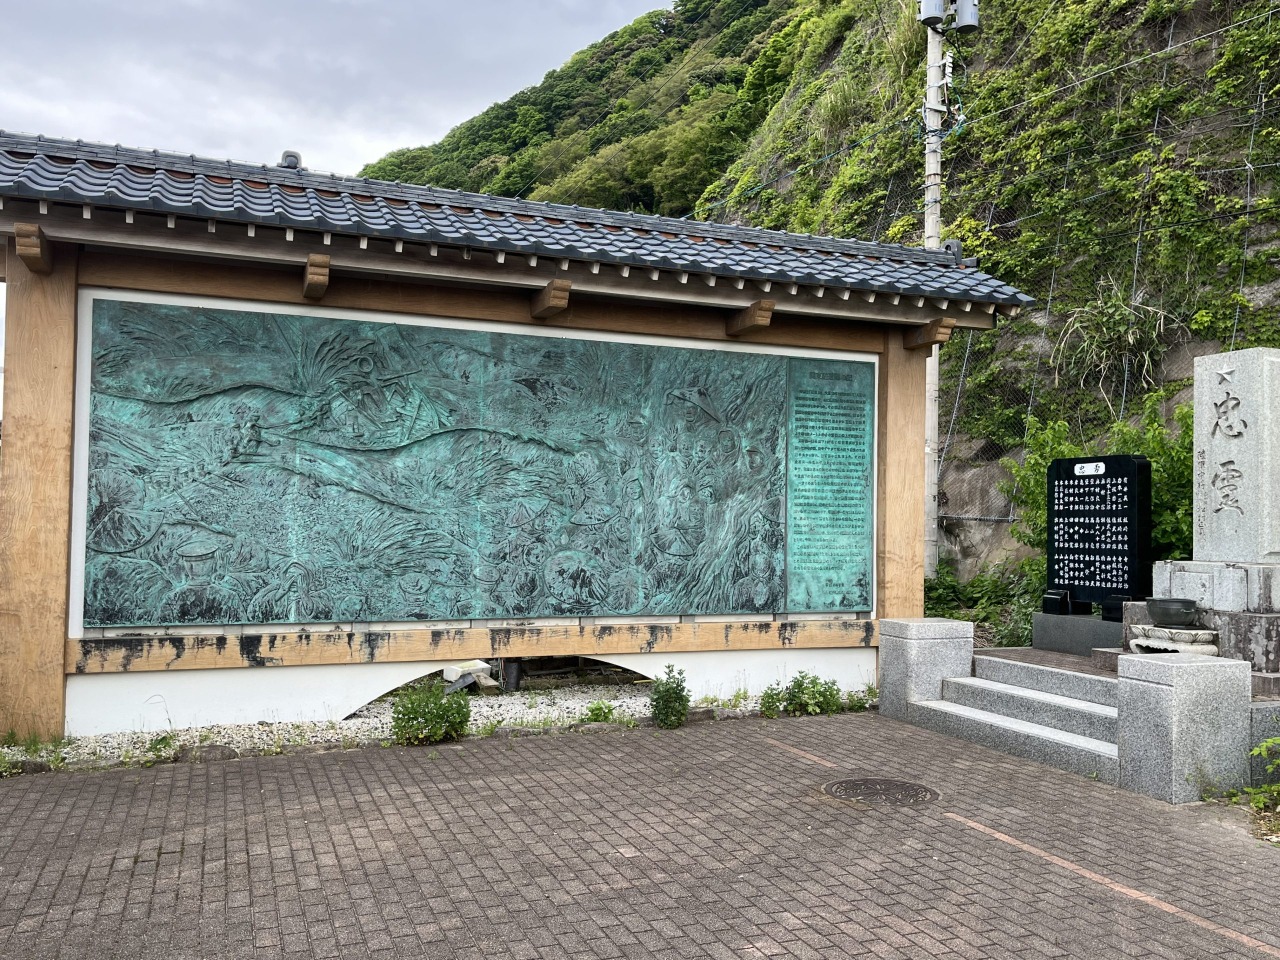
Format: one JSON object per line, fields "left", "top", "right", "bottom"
{"left": 822, "top": 778, "right": 939, "bottom": 805}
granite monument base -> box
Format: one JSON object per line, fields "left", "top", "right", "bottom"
{"left": 1032, "top": 612, "right": 1123, "bottom": 656}
{"left": 1152, "top": 560, "right": 1280, "bottom": 672}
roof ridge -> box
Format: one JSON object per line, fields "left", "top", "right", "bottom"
{"left": 0, "top": 130, "right": 950, "bottom": 265}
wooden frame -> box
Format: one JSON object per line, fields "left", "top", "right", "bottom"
{"left": 0, "top": 236, "right": 930, "bottom": 732}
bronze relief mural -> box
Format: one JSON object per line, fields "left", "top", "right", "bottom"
{"left": 83, "top": 299, "right": 878, "bottom": 626}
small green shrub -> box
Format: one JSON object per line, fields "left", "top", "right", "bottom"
{"left": 781, "top": 672, "right": 844, "bottom": 716}
{"left": 391, "top": 681, "right": 471, "bottom": 746}
{"left": 761, "top": 673, "right": 845, "bottom": 717}
{"left": 581, "top": 700, "right": 616, "bottom": 724}
{"left": 759, "top": 683, "right": 784, "bottom": 719}
{"left": 650, "top": 665, "right": 690, "bottom": 729}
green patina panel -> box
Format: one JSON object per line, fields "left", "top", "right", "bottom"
{"left": 83, "top": 299, "right": 875, "bottom": 627}
{"left": 785, "top": 358, "right": 875, "bottom": 612}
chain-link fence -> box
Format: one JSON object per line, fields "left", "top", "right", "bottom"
{"left": 849, "top": 98, "right": 1279, "bottom": 543}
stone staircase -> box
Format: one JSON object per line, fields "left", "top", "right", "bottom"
{"left": 908, "top": 652, "right": 1120, "bottom": 784}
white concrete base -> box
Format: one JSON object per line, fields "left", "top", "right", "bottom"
{"left": 65, "top": 661, "right": 456, "bottom": 736}
{"left": 65, "top": 647, "right": 880, "bottom": 735}
{"left": 591, "top": 648, "right": 878, "bottom": 701}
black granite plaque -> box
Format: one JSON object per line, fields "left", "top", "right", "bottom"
{"left": 1046, "top": 455, "right": 1152, "bottom": 606}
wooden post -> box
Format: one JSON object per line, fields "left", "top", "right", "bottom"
{"left": 0, "top": 238, "right": 79, "bottom": 738}
{"left": 876, "top": 327, "right": 928, "bottom": 620}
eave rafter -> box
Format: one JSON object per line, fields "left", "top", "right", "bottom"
{"left": 0, "top": 199, "right": 1009, "bottom": 329}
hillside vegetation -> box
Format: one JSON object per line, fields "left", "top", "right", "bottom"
{"left": 364, "top": 0, "right": 1279, "bottom": 511}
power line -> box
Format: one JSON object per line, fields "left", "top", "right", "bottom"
{"left": 946, "top": 101, "right": 1280, "bottom": 202}
{"left": 686, "top": 120, "right": 910, "bottom": 219}
{"left": 688, "top": 8, "right": 1279, "bottom": 224}
{"left": 961, "top": 6, "right": 1280, "bottom": 133}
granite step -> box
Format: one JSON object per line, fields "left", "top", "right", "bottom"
{"left": 943, "top": 676, "right": 1118, "bottom": 744}
{"left": 908, "top": 699, "right": 1120, "bottom": 785}
{"left": 974, "top": 653, "right": 1118, "bottom": 708}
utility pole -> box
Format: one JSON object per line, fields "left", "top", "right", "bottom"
{"left": 918, "top": 0, "right": 977, "bottom": 577}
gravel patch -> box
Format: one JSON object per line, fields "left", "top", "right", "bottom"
{"left": 0, "top": 683, "right": 770, "bottom": 774}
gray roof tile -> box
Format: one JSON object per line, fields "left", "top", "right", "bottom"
{"left": 0, "top": 132, "right": 1033, "bottom": 307}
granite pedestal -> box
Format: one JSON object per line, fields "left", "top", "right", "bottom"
{"left": 878, "top": 618, "right": 973, "bottom": 722}
{"left": 1117, "top": 653, "right": 1252, "bottom": 804}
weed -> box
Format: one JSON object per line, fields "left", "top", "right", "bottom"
{"left": 696, "top": 689, "right": 750, "bottom": 709}
{"left": 1239, "top": 738, "right": 1280, "bottom": 814}
{"left": 0, "top": 756, "right": 19, "bottom": 779}
{"left": 474, "top": 718, "right": 504, "bottom": 737}
{"left": 580, "top": 700, "right": 616, "bottom": 724}
{"left": 2, "top": 730, "right": 18, "bottom": 748}
{"left": 845, "top": 683, "right": 878, "bottom": 713}
{"left": 141, "top": 732, "right": 178, "bottom": 768}
{"left": 650, "top": 665, "right": 690, "bottom": 729}
{"left": 391, "top": 681, "right": 471, "bottom": 746}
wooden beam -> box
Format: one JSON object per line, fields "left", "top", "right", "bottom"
{"left": 726, "top": 299, "right": 774, "bottom": 337}
{"left": 301, "top": 252, "right": 330, "bottom": 300}
{"left": 0, "top": 239, "right": 79, "bottom": 738}
{"left": 531, "top": 278, "right": 571, "bottom": 319}
{"left": 902, "top": 316, "right": 957, "bottom": 350}
{"left": 13, "top": 222, "right": 52, "bottom": 274}
{"left": 78, "top": 252, "right": 890, "bottom": 354}
{"left": 67, "top": 619, "right": 878, "bottom": 674}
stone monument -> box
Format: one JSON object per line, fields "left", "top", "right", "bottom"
{"left": 1033, "top": 454, "right": 1152, "bottom": 655}
{"left": 1150, "top": 347, "right": 1280, "bottom": 695}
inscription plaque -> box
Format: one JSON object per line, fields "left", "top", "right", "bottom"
{"left": 786, "top": 358, "right": 875, "bottom": 611}
{"left": 82, "top": 298, "right": 877, "bottom": 626}
{"left": 1046, "top": 455, "right": 1152, "bottom": 606}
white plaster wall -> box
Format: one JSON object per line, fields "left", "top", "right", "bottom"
{"left": 64, "top": 661, "right": 454, "bottom": 736}
{"left": 64, "top": 648, "right": 879, "bottom": 735}
{"left": 591, "top": 648, "right": 879, "bottom": 700}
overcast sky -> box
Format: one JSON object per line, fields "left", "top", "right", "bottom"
{"left": 0, "top": 0, "right": 672, "bottom": 407}
{"left": 3, "top": 0, "right": 667, "bottom": 174}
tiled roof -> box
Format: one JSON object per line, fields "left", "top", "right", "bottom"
{"left": 0, "top": 132, "right": 1032, "bottom": 307}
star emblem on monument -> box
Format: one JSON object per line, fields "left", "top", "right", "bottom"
{"left": 1216, "top": 367, "right": 1235, "bottom": 383}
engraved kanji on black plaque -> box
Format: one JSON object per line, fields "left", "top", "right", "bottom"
{"left": 1046, "top": 455, "right": 1153, "bottom": 606}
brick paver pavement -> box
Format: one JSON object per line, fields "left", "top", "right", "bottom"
{"left": 1, "top": 712, "right": 1277, "bottom": 960}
